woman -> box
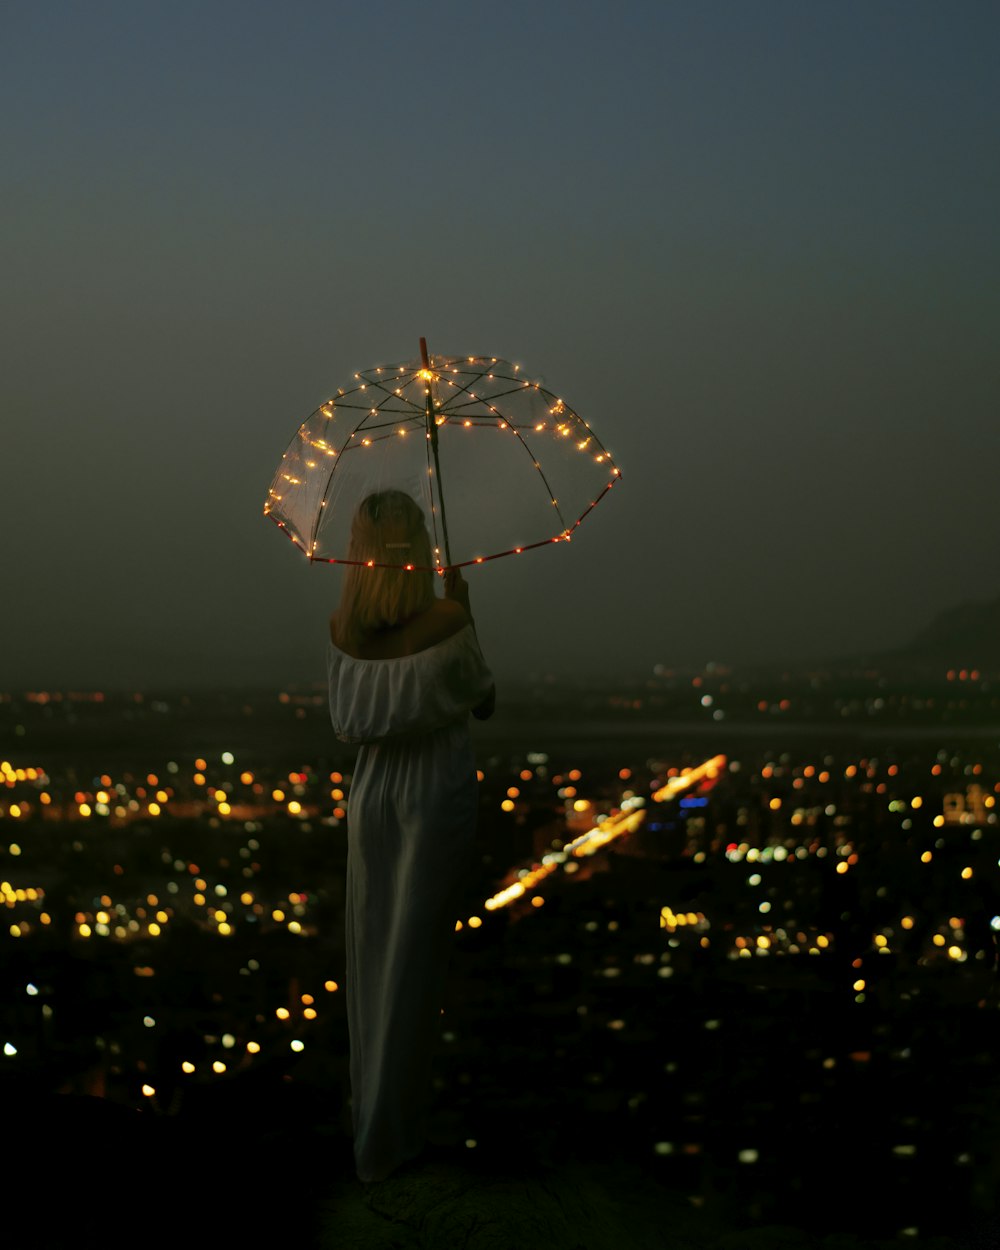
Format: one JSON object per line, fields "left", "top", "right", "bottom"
{"left": 327, "top": 489, "right": 495, "bottom": 1183}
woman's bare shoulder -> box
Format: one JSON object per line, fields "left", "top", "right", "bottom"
{"left": 411, "top": 597, "right": 470, "bottom": 648}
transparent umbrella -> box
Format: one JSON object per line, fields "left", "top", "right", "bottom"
{"left": 263, "top": 339, "right": 621, "bottom": 570}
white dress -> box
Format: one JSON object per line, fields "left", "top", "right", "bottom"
{"left": 327, "top": 623, "right": 494, "bottom": 1183}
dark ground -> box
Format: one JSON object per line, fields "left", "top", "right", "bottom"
{"left": 5, "top": 1074, "right": 996, "bottom": 1250}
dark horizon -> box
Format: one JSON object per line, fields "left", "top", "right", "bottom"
{"left": 5, "top": 589, "right": 999, "bottom": 695}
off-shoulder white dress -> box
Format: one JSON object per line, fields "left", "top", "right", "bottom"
{"left": 327, "top": 623, "right": 494, "bottom": 1183}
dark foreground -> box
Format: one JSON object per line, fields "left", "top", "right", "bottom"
{"left": 6, "top": 1082, "right": 993, "bottom": 1250}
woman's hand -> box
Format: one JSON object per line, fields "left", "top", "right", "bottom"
{"left": 443, "top": 569, "right": 471, "bottom": 612}
{"left": 472, "top": 683, "right": 496, "bottom": 720}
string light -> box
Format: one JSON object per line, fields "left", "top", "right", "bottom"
{"left": 264, "top": 351, "right": 621, "bottom": 570}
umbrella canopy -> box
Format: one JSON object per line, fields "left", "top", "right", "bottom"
{"left": 263, "top": 343, "right": 620, "bottom": 570}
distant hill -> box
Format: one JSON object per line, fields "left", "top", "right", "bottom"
{"left": 878, "top": 594, "right": 1000, "bottom": 670}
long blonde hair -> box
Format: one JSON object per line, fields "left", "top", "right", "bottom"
{"left": 335, "top": 491, "right": 435, "bottom": 649}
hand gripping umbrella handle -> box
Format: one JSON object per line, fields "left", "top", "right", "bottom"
{"left": 420, "top": 337, "right": 453, "bottom": 568}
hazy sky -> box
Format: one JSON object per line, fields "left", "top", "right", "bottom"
{"left": 2, "top": 1, "right": 997, "bottom": 689}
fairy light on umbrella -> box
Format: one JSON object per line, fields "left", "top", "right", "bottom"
{"left": 263, "top": 339, "right": 621, "bottom": 571}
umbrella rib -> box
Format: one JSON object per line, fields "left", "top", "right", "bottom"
{"left": 306, "top": 368, "right": 426, "bottom": 554}
{"left": 433, "top": 363, "right": 492, "bottom": 413}
{"left": 353, "top": 414, "right": 426, "bottom": 434}
{"left": 357, "top": 371, "right": 427, "bottom": 418}
{"left": 309, "top": 431, "right": 353, "bottom": 556}
{"left": 324, "top": 399, "right": 420, "bottom": 415}
{"left": 504, "top": 420, "right": 571, "bottom": 533}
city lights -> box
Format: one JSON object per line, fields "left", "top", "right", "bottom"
{"left": 1, "top": 671, "right": 996, "bottom": 1240}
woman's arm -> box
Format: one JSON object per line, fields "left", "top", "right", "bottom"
{"left": 444, "top": 569, "right": 496, "bottom": 720}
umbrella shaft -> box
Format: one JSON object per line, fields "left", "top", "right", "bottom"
{"left": 424, "top": 376, "right": 452, "bottom": 567}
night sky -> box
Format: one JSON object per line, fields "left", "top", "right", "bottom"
{"left": 3, "top": 1, "right": 997, "bottom": 690}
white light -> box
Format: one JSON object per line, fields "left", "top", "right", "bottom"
{"left": 222, "top": 752, "right": 234, "bottom": 765}
{"left": 4, "top": 1043, "right": 17, "bottom": 1056}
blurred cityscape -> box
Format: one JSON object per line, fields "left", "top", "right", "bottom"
{"left": 2, "top": 660, "right": 999, "bottom": 1244}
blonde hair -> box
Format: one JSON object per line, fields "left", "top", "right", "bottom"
{"left": 335, "top": 491, "right": 435, "bottom": 649}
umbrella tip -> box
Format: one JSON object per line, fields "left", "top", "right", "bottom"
{"left": 419, "top": 337, "right": 429, "bottom": 367}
